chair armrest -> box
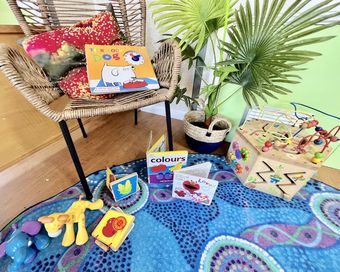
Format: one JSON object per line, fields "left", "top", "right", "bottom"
{"left": 0, "top": 44, "right": 63, "bottom": 122}
{"left": 152, "top": 40, "right": 181, "bottom": 100}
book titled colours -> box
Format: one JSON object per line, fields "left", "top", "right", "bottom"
{"left": 85, "top": 44, "right": 160, "bottom": 94}
{"left": 146, "top": 134, "right": 188, "bottom": 184}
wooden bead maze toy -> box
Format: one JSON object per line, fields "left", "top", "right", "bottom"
{"left": 227, "top": 107, "right": 339, "bottom": 201}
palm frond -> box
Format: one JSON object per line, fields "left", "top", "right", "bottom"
{"left": 223, "top": 0, "right": 340, "bottom": 105}
{"left": 149, "top": 0, "right": 239, "bottom": 56}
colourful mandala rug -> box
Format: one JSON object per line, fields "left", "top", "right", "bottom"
{"left": 0, "top": 154, "right": 339, "bottom": 271}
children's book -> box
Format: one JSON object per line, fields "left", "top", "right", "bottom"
{"left": 172, "top": 162, "right": 219, "bottom": 205}
{"left": 146, "top": 133, "right": 188, "bottom": 184}
{"left": 85, "top": 44, "right": 160, "bottom": 94}
{"left": 106, "top": 168, "right": 139, "bottom": 202}
{"left": 92, "top": 208, "right": 135, "bottom": 252}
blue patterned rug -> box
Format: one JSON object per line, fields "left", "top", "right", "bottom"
{"left": 0, "top": 154, "right": 339, "bottom": 272}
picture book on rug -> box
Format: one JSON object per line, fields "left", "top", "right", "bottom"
{"left": 146, "top": 133, "right": 188, "bottom": 184}
{"left": 92, "top": 208, "right": 135, "bottom": 252}
{"left": 172, "top": 162, "right": 219, "bottom": 205}
{"left": 106, "top": 168, "right": 139, "bottom": 202}
{"left": 85, "top": 44, "right": 160, "bottom": 94}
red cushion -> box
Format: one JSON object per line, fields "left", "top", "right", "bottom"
{"left": 58, "top": 66, "right": 114, "bottom": 100}
{"left": 23, "top": 11, "right": 123, "bottom": 56}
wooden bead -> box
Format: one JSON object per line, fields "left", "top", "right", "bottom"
{"left": 314, "top": 139, "right": 323, "bottom": 145}
{"left": 311, "top": 157, "right": 321, "bottom": 164}
{"left": 314, "top": 152, "right": 324, "bottom": 159}
{"left": 265, "top": 141, "right": 272, "bottom": 148}
{"left": 310, "top": 120, "right": 319, "bottom": 126}
{"left": 262, "top": 146, "right": 269, "bottom": 152}
{"left": 330, "top": 136, "right": 338, "bottom": 142}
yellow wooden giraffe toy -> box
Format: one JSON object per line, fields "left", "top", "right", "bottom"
{"left": 38, "top": 195, "right": 104, "bottom": 247}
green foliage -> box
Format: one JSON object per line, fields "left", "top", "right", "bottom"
{"left": 222, "top": 0, "right": 340, "bottom": 106}
{"left": 170, "top": 76, "right": 199, "bottom": 108}
{"left": 149, "top": 0, "right": 239, "bottom": 56}
{"left": 203, "top": 84, "right": 220, "bottom": 117}
{"left": 202, "top": 65, "right": 239, "bottom": 118}
{"left": 150, "top": 0, "right": 340, "bottom": 117}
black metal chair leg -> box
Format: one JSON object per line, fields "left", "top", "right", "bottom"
{"left": 165, "top": 101, "right": 174, "bottom": 151}
{"left": 77, "top": 118, "right": 87, "bottom": 138}
{"left": 134, "top": 109, "right": 138, "bottom": 126}
{"left": 59, "top": 120, "right": 92, "bottom": 200}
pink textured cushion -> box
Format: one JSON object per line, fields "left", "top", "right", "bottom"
{"left": 58, "top": 67, "right": 114, "bottom": 100}
{"left": 23, "top": 11, "right": 123, "bottom": 57}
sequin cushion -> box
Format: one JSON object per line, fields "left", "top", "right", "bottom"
{"left": 58, "top": 66, "right": 114, "bottom": 100}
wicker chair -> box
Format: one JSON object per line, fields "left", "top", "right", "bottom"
{"left": 0, "top": 0, "right": 181, "bottom": 199}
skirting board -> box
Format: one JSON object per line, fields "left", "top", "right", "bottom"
{"left": 141, "top": 101, "right": 188, "bottom": 120}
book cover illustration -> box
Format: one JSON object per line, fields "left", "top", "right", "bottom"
{"left": 92, "top": 209, "right": 135, "bottom": 252}
{"left": 85, "top": 44, "right": 160, "bottom": 94}
{"left": 146, "top": 134, "right": 188, "bottom": 184}
{"left": 172, "top": 162, "right": 219, "bottom": 205}
{"left": 106, "top": 168, "right": 139, "bottom": 202}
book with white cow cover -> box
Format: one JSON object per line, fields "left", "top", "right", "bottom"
{"left": 85, "top": 44, "right": 160, "bottom": 94}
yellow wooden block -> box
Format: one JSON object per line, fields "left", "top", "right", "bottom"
{"left": 92, "top": 210, "right": 135, "bottom": 252}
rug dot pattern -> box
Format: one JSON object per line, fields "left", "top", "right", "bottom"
{"left": 80, "top": 239, "right": 132, "bottom": 272}
{"left": 199, "top": 236, "right": 283, "bottom": 272}
{"left": 31, "top": 253, "right": 60, "bottom": 272}
{"left": 0, "top": 154, "right": 339, "bottom": 272}
{"left": 310, "top": 192, "right": 340, "bottom": 234}
{"left": 146, "top": 196, "right": 220, "bottom": 269}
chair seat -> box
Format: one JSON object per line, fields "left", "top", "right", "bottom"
{"left": 48, "top": 88, "right": 171, "bottom": 120}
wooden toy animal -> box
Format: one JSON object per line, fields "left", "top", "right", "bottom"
{"left": 0, "top": 221, "right": 50, "bottom": 272}
{"left": 38, "top": 195, "right": 103, "bottom": 247}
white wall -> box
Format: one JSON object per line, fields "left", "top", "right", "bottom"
{"left": 142, "top": 0, "right": 195, "bottom": 119}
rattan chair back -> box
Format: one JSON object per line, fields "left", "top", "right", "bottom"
{"left": 7, "top": 0, "right": 146, "bottom": 46}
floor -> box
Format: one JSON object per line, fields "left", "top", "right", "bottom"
{"left": 0, "top": 111, "right": 227, "bottom": 228}
{"left": 0, "top": 32, "right": 78, "bottom": 171}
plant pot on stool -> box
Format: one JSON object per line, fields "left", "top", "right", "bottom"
{"left": 184, "top": 111, "right": 232, "bottom": 153}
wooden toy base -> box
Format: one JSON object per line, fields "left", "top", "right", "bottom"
{"left": 228, "top": 120, "right": 331, "bottom": 201}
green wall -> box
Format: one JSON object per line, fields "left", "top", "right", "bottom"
{"left": 220, "top": 26, "right": 340, "bottom": 169}
{"left": 0, "top": 1, "right": 17, "bottom": 24}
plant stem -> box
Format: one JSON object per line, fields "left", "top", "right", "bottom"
{"left": 220, "top": 0, "right": 231, "bottom": 62}
{"left": 214, "top": 31, "right": 223, "bottom": 62}
{"left": 209, "top": 35, "right": 217, "bottom": 85}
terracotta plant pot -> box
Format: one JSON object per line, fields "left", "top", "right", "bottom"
{"left": 183, "top": 111, "right": 232, "bottom": 153}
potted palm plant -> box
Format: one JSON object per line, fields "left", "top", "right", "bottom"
{"left": 150, "top": 0, "right": 340, "bottom": 153}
